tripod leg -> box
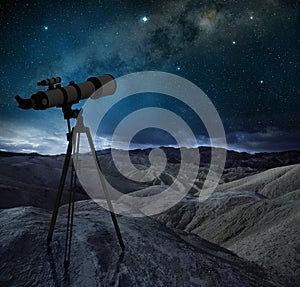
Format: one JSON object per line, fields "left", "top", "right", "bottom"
{"left": 64, "top": 132, "right": 80, "bottom": 269}
{"left": 85, "top": 128, "right": 125, "bottom": 251}
{"left": 47, "top": 134, "right": 73, "bottom": 244}
{"left": 73, "top": 131, "right": 81, "bottom": 170}
{"left": 64, "top": 162, "right": 76, "bottom": 269}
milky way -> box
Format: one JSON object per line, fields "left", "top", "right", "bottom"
{"left": 0, "top": 0, "right": 299, "bottom": 154}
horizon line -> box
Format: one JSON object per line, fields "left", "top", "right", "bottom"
{"left": 1, "top": 144, "right": 300, "bottom": 157}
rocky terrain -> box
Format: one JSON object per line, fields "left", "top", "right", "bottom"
{"left": 154, "top": 164, "right": 300, "bottom": 286}
{"left": 0, "top": 200, "right": 280, "bottom": 287}
{"left": 0, "top": 151, "right": 87, "bottom": 209}
{"left": 1, "top": 148, "right": 299, "bottom": 208}
{"left": 0, "top": 148, "right": 299, "bottom": 286}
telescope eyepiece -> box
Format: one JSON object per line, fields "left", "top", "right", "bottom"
{"left": 15, "top": 95, "right": 32, "bottom": 110}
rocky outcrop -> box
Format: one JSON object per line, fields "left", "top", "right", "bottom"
{"left": 154, "top": 165, "right": 300, "bottom": 286}
{"left": 0, "top": 201, "right": 278, "bottom": 286}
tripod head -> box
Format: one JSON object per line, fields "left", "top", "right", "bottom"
{"left": 58, "top": 103, "right": 81, "bottom": 140}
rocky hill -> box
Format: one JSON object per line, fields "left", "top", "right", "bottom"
{"left": 0, "top": 148, "right": 299, "bottom": 286}
{"left": 153, "top": 164, "right": 300, "bottom": 286}
{"left": 1, "top": 148, "right": 299, "bottom": 209}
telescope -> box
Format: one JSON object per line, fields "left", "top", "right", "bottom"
{"left": 15, "top": 74, "right": 116, "bottom": 110}
{"left": 14, "top": 73, "right": 125, "bottom": 269}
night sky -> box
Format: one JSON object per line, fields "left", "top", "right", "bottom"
{"left": 1, "top": 0, "right": 299, "bottom": 154}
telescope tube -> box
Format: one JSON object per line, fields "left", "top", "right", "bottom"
{"left": 15, "top": 74, "right": 116, "bottom": 110}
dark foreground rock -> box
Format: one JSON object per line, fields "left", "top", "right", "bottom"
{"left": 0, "top": 201, "right": 279, "bottom": 287}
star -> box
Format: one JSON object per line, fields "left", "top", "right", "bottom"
{"left": 260, "top": 80, "right": 264, "bottom": 84}
{"left": 232, "top": 41, "right": 236, "bottom": 45}
{"left": 142, "top": 16, "right": 148, "bottom": 23}
{"left": 176, "top": 66, "right": 181, "bottom": 71}
{"left": 43, "top": 25, "right": 48, "bottom": 31}
{"left": 250, "top": 15, "right": 254, "bottom": 20}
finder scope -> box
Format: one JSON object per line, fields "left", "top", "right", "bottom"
{"left": 37, "top": 77, "right": 62, "bottom": 87}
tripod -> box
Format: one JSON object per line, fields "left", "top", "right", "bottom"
{"left": 47, "top": 104, "right": 125, "bottom": 270}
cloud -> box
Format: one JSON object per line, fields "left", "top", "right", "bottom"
{"left": 93, "top": 129, "right": 213, "bottom": 151}
{"left": 1, "top": 119, "right": 298, "bottom": 154}
{"left": 0, "top": 121, "right": 66, "bottom": 155}
{"left": 226, "top": 128, "right": 300, "bottom": 153}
